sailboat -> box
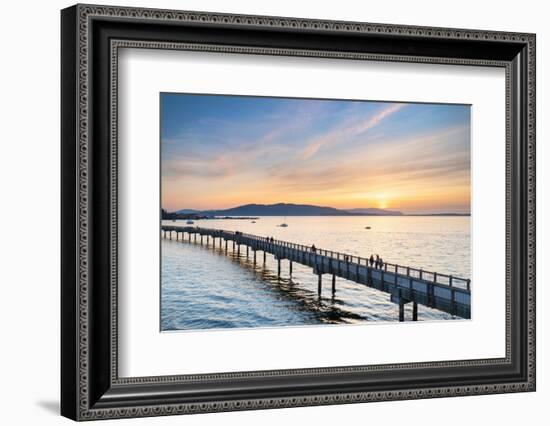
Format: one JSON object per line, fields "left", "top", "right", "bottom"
{"left": 279, "top": 216, "right": 288, "bottom": 227}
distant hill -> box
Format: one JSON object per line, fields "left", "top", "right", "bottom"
{"left": 174, "top": 209, "right": 200, "bottom": 214}
{"left": 171, "top": 203, "right": 405, "bottom": 216}
{"left": 202, "top": 203, "right": 348, "bottom": 216}
{"left": 345, "top": 208, "right": 403, "bottom": 216}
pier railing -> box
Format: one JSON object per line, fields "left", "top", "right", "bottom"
{"left": 164, "top": 225, "right": 470, "bottom": 291}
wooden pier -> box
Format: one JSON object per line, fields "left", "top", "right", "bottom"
{"left": 161, "top": 225, "right": 471, "bottom": 321}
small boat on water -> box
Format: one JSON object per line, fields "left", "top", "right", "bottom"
{"left": 365, "top": 226, "right": 371, "bottom": 229}
{"left": 186, "top": 220, "right": 194, "bottom": 225}
{"left": 251, "top": 221, "right": 256, "bottom": 223}
{"left": 279, "top": 216, "right": 288, "bottom": 227}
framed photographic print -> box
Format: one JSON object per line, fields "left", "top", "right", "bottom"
{"left": 61, "top": 4, "right": 536, "bottom": 421}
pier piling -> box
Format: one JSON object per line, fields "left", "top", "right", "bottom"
{"left": 318, "top": 274, "right": 322, "bottom": 296}
{"left": 399, "top": 300, "right": 405, "bottom": 322}
{"left": 332, "top": 274, "right": 336, "bottom": 293}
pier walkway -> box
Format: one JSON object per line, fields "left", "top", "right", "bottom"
{"left": 161, "top": 225, "right": 471, "bottom": 321}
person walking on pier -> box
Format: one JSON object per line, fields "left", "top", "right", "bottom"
{"left": 311, "top": 244, "right": 316, "bottom": 253}
{"left": 369, "top": 254, "right": 374, "bottom": 267}
{"left": 375, "top": 254, "right": 380, "bottom": 268}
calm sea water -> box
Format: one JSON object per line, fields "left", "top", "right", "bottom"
{"left": 161, "top": 216, "right": 470, "bottom": 331}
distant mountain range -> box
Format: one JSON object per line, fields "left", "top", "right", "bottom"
{"left": 171, "top": 203, "right": 470, "bottom": 217}
{"left": 174, "top": 203, "right": 405, "bottom": 216}
{"left": 174, "top": 209, "right": 200, "bottom": 214}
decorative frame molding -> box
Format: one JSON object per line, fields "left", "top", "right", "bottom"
{"left": 61, "top": 3, "right": 536, "bottom": 421}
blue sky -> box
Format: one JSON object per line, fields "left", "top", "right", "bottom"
{"left": 161, "top": 93, "right": 471, "bottom": 214}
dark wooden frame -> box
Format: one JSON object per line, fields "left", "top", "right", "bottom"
{"left": 61, "top": 3, "right": 536, "bottom": 421}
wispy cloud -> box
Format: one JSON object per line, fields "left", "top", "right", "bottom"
{"left": 300, "top": 103, "right": 405, "bottom": 160}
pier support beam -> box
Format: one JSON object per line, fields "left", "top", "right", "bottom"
{"left": 412, "top": 302, "right": 418, "bottom": 321}
{"left": 318, "top": 274, "right": 322, "bottom": 296}
{"left": 253, "top": 250, "right": 257, "bottom": 264}
{"left": 246, "top": 246, "right": 249, "bottom": 257}
{"left": 194, "top": 234, "right": 197, "bottom": 243}
{"left": 263, "top": 251, "right": 266, "bottom": 265}
{"left": 332, "top": 274, "right": 336, "bottom": 294}
{"left": 225, "top": 239, "right": 228, "bottom": 251}
{"left": 207, "top": 236, "right": 209, "bottom": 245}
{"left": 237, "top": 244, "right": 240, "bottom": 256}
{"left": 188, "top": 233, "right": 191, "bottom": 242}
{"left": 289, "top": 261, "right": 293, "bottom": 275}
{"left": 277, "top": 259, "right": 281, "bottom": 277}
{"left": 399, "top": 300, "right": 405, "bottom": 322}
{"left": 200, "top": 235, "right": 203, "bottom": 245}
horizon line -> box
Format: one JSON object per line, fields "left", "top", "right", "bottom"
{"left": 162, "top": 202, "right": 470, "bottom": 216}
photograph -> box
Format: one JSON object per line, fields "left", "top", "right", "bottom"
{"left": 160, "top": 93, "right": 472, "bottom": 331}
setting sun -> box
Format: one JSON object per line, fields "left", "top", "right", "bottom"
{"left": 378, "top": 199, "right": 389, "bottom": 209}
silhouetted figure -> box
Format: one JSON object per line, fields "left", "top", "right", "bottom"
{"left": 311, "top": 244, "right": 316, "bottom": 253}
{"left": 369, "top": 254, "right": 374, "bottom": 267}
{"left": 345, "top": 255, "right": 349, "bottom": 263}
{"left": 375, "top": 254, "right": 380, "bottom": 268}
{"left": 379, "top": 257, "right": 384, "bottom": 269}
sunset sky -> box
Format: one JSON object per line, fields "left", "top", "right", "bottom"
{"left": 161, "top": 93, "right": 471, "bottom": 214}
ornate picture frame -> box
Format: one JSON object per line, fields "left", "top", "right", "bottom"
{"left": 61, "top": 4, "right": 536, "bottom": 421}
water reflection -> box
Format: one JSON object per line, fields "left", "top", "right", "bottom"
{"left": 197, "top": 240, "right": 366, "bottom": 325}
